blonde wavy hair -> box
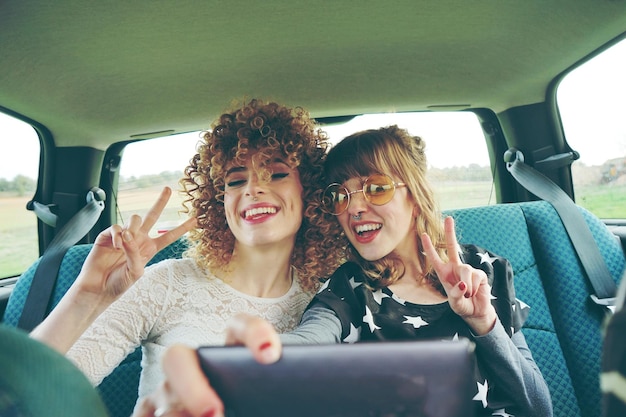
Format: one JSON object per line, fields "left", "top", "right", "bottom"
{"left": 180, "top": 99, "right": 345, "bottom": 291}
{"left": 324, "top": 124, "right": 447, "bottom": 291}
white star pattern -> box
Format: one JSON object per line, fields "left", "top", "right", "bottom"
{"left": 317, "top": 279, "right": 330, "bottom": 293}
{"left": 517, "top": 298, "right": 530, "bottom": 311}
{"left": 403, "top": 315, "right": 429, "bottom": 329}
{"left": 478, "top": 251, "right": 497, "bottom": 265}
{"left": 314, "top": 245, "right": 526, "bottom": 415}
{"left": 473, "top": 379, "right": 489, "bottom": 408}
{"left": 348, "top": 276, "right": 362, "bottom": 289}
{"left": 372, "top": 289, "right": 390, "bottom": 305}
{"left": 363, "top": 306, "right": 381, "bottom": 332}
{"left": 343, "top": 323, "right": 360, "bottom": 343}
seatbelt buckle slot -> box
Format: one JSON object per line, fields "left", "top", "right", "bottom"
{"left": 590, "top": 294, "right": 616, "bottom": 314}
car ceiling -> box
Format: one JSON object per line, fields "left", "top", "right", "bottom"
{"left": 1, "top": 1, "right": 625, "bottom": 149}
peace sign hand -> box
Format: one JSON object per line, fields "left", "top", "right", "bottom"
{"left": 31, "top": 187, "right": 197, "bottom": 354}
{"left": 78, "top": 187, "right": 196, "bottom": 302}
{"left": 421, "top": 216, "right": 497, "bottom": 336}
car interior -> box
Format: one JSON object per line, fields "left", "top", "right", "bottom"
{"left": 1, "top": 2, "right": 625, "bottom": 417}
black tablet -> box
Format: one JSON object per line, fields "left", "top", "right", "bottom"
{"left": 197, "top": 339, "right": 476, "bottom": 417}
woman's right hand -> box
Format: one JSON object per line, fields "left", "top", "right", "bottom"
{"left": 421, "top": 216, "right": 497, "bottom": 335}
{"left": 77, "top": 186, "right": 196, "bottom": 302}
{"left": 133, "top": 314, "right": 282, "bottom": 417}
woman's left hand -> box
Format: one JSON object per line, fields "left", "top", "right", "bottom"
{"left": 421, "top": 216, "right": 497, "bottom": 335}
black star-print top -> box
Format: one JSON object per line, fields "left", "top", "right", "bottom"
{"left": 313, "top": 244, "right": 527, "bottom": 343}
{"left": 305, "top": 244, "right": 544, "bottom": 417}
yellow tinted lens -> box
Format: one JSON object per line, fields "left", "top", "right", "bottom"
{"left": 364, "top": 174, "right": 395, "bottom": 205}
{"left": 322, "top": 184, "right": 349, "bottom": 214}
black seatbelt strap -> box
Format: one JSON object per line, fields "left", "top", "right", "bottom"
{"left": 18, "top": 188, "right": 105, "bottom": 331}
{"left": 505, "top": 149, "right": 617, "bottom": 312}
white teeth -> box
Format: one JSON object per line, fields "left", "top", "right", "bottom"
{"left": 354, "top": 223, "right": 381, "bottom": 234}
{"left": 245, "top": 206, "right": 277, "bottom": 218}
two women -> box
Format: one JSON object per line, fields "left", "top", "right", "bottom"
{"left": 137, "top": 125, "right": 552, "bottom": 417}
{"left": 33, "top": 108, "right": 551, "bottom": 416}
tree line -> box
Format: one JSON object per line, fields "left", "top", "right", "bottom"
{"left": 0, "top": 175, "right": 36, "bottom": 195}
{"left": 2, "top": 167, "right": 494, "bottom": 197}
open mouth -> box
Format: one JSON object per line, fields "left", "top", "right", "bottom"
{"left": 243, "top": 206, "right": 277, "bottom": 220}
{"left": 354, "top": 223, "right": 382, "bottom": 236}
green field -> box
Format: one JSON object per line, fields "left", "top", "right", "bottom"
{"left": 0, "top": 187, "right": 188, "bottom": 278}
{"left": 435, "top": 181, "right": 626, "bottom": 218}
{"left": 0, "top": 194, "right": 39, "bottom": 276}
{"left": 575, "top": 184, "right": 626, "bottom": 218}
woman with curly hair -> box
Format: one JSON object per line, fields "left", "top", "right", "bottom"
{"left": 31, "top": 98, "right": 346, "bottom": 409}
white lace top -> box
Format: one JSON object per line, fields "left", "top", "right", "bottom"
{"left": 66, "top": 257, "right": 313, "bottom": 400}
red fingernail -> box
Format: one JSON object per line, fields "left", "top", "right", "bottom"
{"left": 259, "top": 342, "right": 272, "bottom": 351}
{"left": 458, "top": 282, "right": 467, "bottom": 291}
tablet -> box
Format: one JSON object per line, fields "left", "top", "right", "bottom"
{"left": 197, "top": 339, "right": 476, "bottom": 417}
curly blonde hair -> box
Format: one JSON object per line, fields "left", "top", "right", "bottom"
{"left": 324, "top": 125, "right": 447, "bottom": 291}
{"left": 180, "top": 99, "right": 346, "bottom": 291}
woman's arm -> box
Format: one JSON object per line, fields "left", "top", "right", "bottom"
{"left": 279, "top": 304, "right": 343, "bottom": 345}
{"left": 30, "top": 187, "right": 195, "bottom": 353}
{"left": 474, "top": 321, "right": 553, "bottom": 417}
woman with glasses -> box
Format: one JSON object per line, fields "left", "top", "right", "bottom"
{"left": 288, "top": 125, "right": 551, "bottom": 416}
{"left": 134, "top": 125, "right": 552, "bottom": 417}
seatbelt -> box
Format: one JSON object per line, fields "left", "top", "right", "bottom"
{"left": 18, "top": 188, "right": 106, "bottom": 331}
{"left": 504, "top": 148, "right": 617, "bottom": 313}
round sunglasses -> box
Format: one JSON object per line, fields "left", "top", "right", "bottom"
{"left": 321, "top": 173, "right": 407, "bottom": 215}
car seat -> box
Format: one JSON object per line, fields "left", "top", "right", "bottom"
{"left": 446, "top": 201, "right": 625, "bottom": 417}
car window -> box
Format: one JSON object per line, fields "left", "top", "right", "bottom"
{"left": 117, "top": 133, "right": 201, "bottom": 235}
{"left": 323, "top": 111, "right": 493, "bottom": 209}
{"left": 117, "top": 112, "right": 492, "bottom": 231}
{"left": 557, "top": 38, "right": 626, "bottom": 219}
{"left": 0, "top": 113, "right": 40, "bottom": 279}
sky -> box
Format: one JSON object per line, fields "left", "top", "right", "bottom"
{"left": 557, "top": 39, "right": 626, "bottom": 165}
{"left": 1, "top": 39, "right": 624, "bottom": 180}
{"left": 119, "top": 112, "right": 488, "bottom": 178}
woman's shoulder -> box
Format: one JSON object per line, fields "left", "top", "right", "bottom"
{"left": 459, "top": 244, "right": 511, "bottom": 276}
{"left": 141, "top": 257, "right": 208, "bottom": 287}
{"left": 317, "top": 261, "right": 367, "bottom": 293}
{"left": 458, "top": 243, "right": 517, "bottom": 295}
{"left": 146, "top": 257, "right": 198, "bottom": 272}
{"left": 460, "top": 244, "right": 528, "bottom": 332}
{"left": 328, "top": 261, "right": 364, "bottom": 281}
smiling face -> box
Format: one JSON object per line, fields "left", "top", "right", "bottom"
{"left": 223, "top": 157, "right": 304, "bottom": 248}
{"left": 336, "top": 175, "right": 418, "bottom": 263}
